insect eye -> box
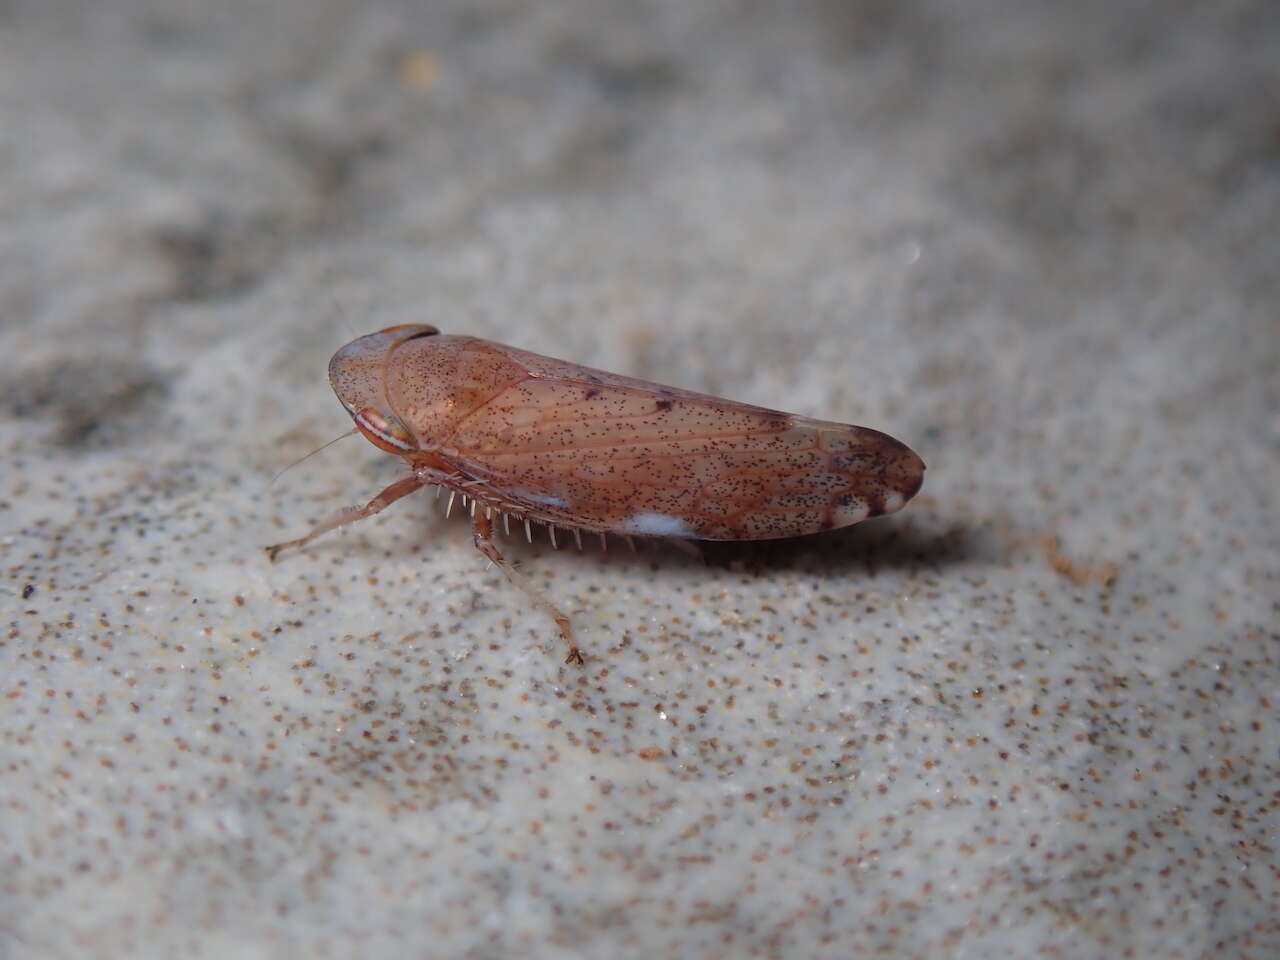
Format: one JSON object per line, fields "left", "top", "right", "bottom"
{"left": 352, "top": 407, "right": 416, "bottom": 454}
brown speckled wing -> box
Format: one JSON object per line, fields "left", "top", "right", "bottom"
{"left": 441, "top": 375, "right": 924, "bottom": 541}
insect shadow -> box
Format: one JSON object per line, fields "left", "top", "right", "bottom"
{"left": 687, "top": 514, "right": 987, "bottom": 578}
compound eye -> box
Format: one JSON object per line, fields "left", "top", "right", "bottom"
{"left": 352, "top": 407, "right": 416, "bottom": 454}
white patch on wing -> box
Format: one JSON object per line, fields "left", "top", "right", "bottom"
{"left": 831, "top": 498, "right": 870, "bottom": 526}
{"left": 617, "top": 512, "right": 695, "bottom": 538}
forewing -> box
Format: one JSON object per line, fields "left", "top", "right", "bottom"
{"left": 444, "top": 376, "right": 924, "bottom": 540}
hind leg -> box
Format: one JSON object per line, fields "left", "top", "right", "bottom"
{"left": 471, "top": 510, "right": 583, "bottom": 664}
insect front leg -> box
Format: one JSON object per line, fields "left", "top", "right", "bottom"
{"left": 470, "top": 511, "right": 583, "bottom": 665}
{"left": 266, "top": 475, "right": 425, "bottom": 561}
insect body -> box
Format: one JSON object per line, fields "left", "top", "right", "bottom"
{"left": 267, "top": 325, "right": 925, "bottom": 663}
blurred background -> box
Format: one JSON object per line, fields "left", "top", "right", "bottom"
{"left": 2, "top": 1, "right": 1277, "bottom": 957}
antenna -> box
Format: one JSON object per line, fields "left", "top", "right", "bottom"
{"left": 269, "top": 429, "right": 358, "bottom": 487}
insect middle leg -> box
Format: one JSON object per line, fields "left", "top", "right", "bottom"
{"left": 470, "top": 510, "right": 583, "bottom": 665}
{"left": 266, "top": 475, "right": 425, "bottom": 560}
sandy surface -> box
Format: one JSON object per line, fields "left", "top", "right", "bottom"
{"left": 2, "top": 1, "right": 1277, "bottom": 957}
